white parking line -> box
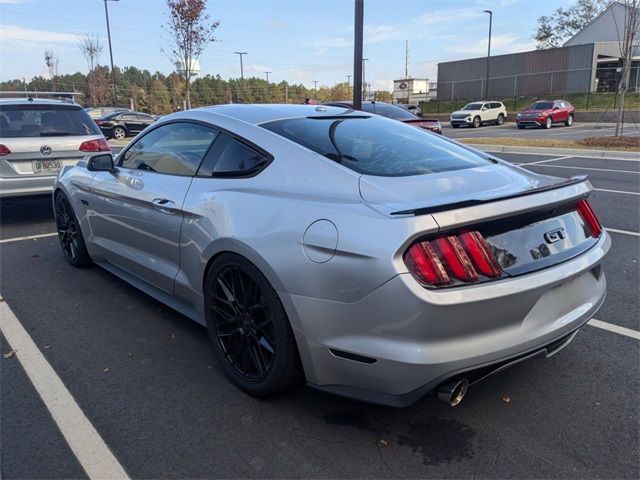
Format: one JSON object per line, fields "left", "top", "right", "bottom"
{"left": 526, "top": 164, "right": 640, "bottom": 174}
{"left": 606, "top": 227, "right": 640, "bottom": 237}
{"left": 0, "top": 232, "right": 58, "bottom": 244}
{"left": 595, "top": 188, "right": 640, "bottom": 195}
{"left": 0, "top": 300, "right": 130, "bottom": 479}
{"left": 588, "top": 319, "right": 640, "bottom": 340}
{"left": 525, "top": 155, "right": 575, "bottom": 165}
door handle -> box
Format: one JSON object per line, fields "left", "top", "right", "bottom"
{"left": 152, "top": 198, "right": 176, "bottom": 213}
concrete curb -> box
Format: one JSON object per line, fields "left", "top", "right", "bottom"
{"left": 466, "top": 143, "right": 639, "bottom": 161}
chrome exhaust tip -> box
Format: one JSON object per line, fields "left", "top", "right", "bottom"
{"left": 436, "top": 379, "right": 469, "bottom": 406}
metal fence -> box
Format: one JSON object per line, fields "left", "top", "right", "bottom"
{"left": 429, "top": 66, "right": 640, "bottom": 114}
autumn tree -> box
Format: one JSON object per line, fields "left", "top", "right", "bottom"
{"left": 535, "top": 0, "right": 610, "bottom": 49}
{"left": 43, "top": 49, "right": 59, "bottom": 90}
{"left": 78, "top": 34, "right": 103, "bottom": 105}
{"left": 148, "top": 79, "right": 172, "bottom": 114}
{"left": 164, "top": 0, "right": 219, "bottom": 109}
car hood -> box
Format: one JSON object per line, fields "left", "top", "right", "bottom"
{"left": 519, "top": 109, "right": 549, "bottom": 115}
{"left": 359, "top": 162, "right": 566, "bottom": 213}
{"left": 451, "top": 110, "right": 474, "bottom": 116}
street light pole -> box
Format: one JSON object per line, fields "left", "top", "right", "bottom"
{"left": 103, "top": 0, "right": 119, "bottom": 107}
{"left": 483, "top": 10, "right": 492, "bottom": 100}
{"left": 234, "top": 51, "right": 247, "bottom": 103}
{"left": 264, "top": 71, "right": 271, "bottom": 102}
{"left": 353, "top": 0, "right": 364, "bottom": 110}
{"left": 362, "top": 58, "right": 369, "bottom": 100}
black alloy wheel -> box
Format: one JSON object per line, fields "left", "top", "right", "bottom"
{"left": 55, "top": 193, "right": 91, "bottom": 267}
{"left": 205, "top": 254, "right": 302, "bottom": 396}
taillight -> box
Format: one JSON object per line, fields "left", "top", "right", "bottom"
{"left": 94, "top": 120, "right": 103, "bottom": 125}
{"left": 0, "top": 144, "right": 10, "bottom": 156}
{"left": 577, "top": 198, "right": 602, "bottom": 237}
{"left": 79, "top": 138, "right": 110, "bottom": 152}
{"left": 404, "top": 230, "right": 503, "bottom": 287}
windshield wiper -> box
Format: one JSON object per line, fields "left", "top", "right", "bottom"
{"left": 325, "top": 152, "right": 359, "bottom": 164}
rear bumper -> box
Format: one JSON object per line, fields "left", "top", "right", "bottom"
{"left": 287, "top": 232, "right": 610, "bottom": 407}
{"left": 0, "top": 174, "right": 56, "bottom": 198}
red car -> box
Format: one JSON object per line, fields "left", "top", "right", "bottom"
{"left": 325, "top": 101, "right": 442, "bottom": 134}
{"left": 516, "top": 100, "right": 575, "bottom": 129}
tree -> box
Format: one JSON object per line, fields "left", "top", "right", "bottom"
{"left": 148, "top": 79, "right": 171, "bottom": 114}
{"left": 43, "top": 49, "right": 59, "bottom": 90}
{"left": 535, "top": 0, "right": 610, "bottom": 49}
{"left": 164, "top": 0, "right": 219, "bottom": 109}
{"left": 614, "top": 0, "right": 640, "bottom": 136}
{"left": 78, "top": 34, "right": 103, "bottom": 105}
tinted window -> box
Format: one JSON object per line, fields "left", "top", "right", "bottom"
{"left": 490, "top": 102, "right": 501, "bottom": 109}
{"left": 461, "top": 103, "right": 482, "bottom": 111}
{"left": 120, "top": 122, "right": 218, "bottom": 176}
{"left": 138, "top": 114, "right": 155, "bottom": 121}
{"left": 199, "top": 134, "right": 268, "bottom": 176}
{"left": 120, "top": 114, "right": 138, "bottom": 121}
{"left": 371, "top": 103, "right": 417, "bottom": 120}
{"left": 262, "top": 115, "right": 491, "bottom": 177}
{"left": 0, "top": 104, "right": 100, "bottom": 138}
{"left": 531, "top": 101, "right": 553, "bottom": 110}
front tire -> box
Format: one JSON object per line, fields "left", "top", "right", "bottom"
{"left": 472, "top": 116, "right": 481, "bottom": 128}
{"left": 451, "top": 124, "right": 459, "bottom": 128}
{"left": 544, "top": 116, "right": 552, "bottom": 129}
{"left": 565, "top": 114, "right": 573, "bottom": 127}
{"left": 112, "top": 126, "right": 126, "bottom": 140}
{"left": 517, "top": 124, "right": 525, "bottom": 130}
{"left": 54, "top": 193, "right": 91, "bottom": 268}
{"left": 204, "top": 253, "right": 303, "bottom": 397}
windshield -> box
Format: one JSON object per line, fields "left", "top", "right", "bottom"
{"left": 530, "top": 101, "right": 553, "bottom": 110}
{"left": 461, "top": 103, "right": 483, "bottom": 111}
{"left": 0, "top": 104, "right": 100, "bottom": 138}
{"left": 261, "top": 115, "right": 491, "bottom": 177}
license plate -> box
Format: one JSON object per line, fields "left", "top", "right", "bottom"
{"left": 32, "top": 159, "right": 62, "bottom": 174}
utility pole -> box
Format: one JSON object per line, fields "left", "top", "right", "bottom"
{"left": 234, "top": 51, "right": 247, "bottom": 103}
{"left": 103, "top": 0, "right": 119, "bottom": 107}
{"left": 483, "top": 10, "right": 492, "bottom": 100}
{"left": 353, "top": 0, "right": 364, "bottom": 110}
{"left": 404, "top": 40, "right": 409, "bottom": 79}
{"left": 362, "top": 58, "right": 369, "bottom": 100}
{"left": 264, "top": 71, "right": 271, "bottom": 102}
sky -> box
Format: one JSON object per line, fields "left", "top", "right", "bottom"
{"left": 0, "top": 0, "right": 569, "bottom": 90}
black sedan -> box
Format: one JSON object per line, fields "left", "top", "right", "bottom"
{"left": 325, "top": 101, "right": 442, "bottom": 134}
{"left": 95, "top": 111, "right": 157, "bottom": 140}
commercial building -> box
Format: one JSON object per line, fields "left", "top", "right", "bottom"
{"left": 436, "top": 1, "right": 639, "bottom": 100}
{"left": 392, "top": 78, "right": 435, "bottom": 104}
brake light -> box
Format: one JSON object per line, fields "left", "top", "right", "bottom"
{"left": 0, "top": 144, "right": 10, "bottom": 156}
{"left": 79, "top": 138, "right": 110, "bottom": 152}
{"left": 404, "top": 230, "right": 503, "bottom": 287}
{"left": 577, "top": 199, "right": 602, "bottom": 237}
{"left": 94, "top": 120, "right": 103, "bottom": 125}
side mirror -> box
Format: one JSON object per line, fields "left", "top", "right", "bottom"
{"left": 87, "top": 153, "right": 115, "bottom": 173}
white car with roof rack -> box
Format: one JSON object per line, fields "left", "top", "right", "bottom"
{"left": 0, "top": 92, "right": 110, "bottom": 198}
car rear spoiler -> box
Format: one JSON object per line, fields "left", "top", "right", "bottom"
{"left": 391, "top": 175, "right": 589, "bottom": 216}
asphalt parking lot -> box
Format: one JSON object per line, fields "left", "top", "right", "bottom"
{"left": 1, "top": 150, "right": 639, "bottom": 479}
{"left": 443, "top": 121, "right": 640, "bottom": 141}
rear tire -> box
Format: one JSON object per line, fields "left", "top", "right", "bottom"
{"left": 54, "top": 193, "right": 91, "bottom": 268}
{"left": 204, "top": 253, "right": 303, "bottom": 397}
{"left": 472, "top": 116, "right": 481, "bottom": 128}
{"left": 112, "top": 126, "right": 126, "bottom": 140}
{"left": 496, "top": 113, "right": 504, "bottom": 125}
{"left": 565, "top": 114, "right": 573, "bottom": 127}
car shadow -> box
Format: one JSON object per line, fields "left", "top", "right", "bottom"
{"left": 0, "top": 195, "right": 54, "bottom": 226}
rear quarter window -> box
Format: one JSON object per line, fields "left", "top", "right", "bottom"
{"left": 0, "top": 104, "right": 100, "bottom": 138}
{"left": 261, "top": 115, "right": 491, "bottom": 177}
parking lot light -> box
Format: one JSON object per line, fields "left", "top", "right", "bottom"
{"left": 103, "top": 0, "right": 120, "bottom": 107}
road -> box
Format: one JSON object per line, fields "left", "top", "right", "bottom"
{"left": 442, "top": 122, "right": 640, "bottom": 141}
{"left": 1, "top": 150, "right": 638, "bottom": 479}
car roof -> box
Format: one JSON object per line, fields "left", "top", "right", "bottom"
{"left": 192, "top": 103, "right": 360, "bottom": 125}
{"left": 0, "top": 98, "right": 81, "bottom": 107}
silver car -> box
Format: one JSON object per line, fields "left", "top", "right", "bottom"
{"left": 0, "top": 98, "right": 109, "bottom": 198}
{"left": 53, "top": 104, "right": 609, "bottom": 407}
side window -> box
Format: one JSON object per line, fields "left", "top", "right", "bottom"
{"left": 120, "top": 114, "right": 138, "bottom": 121}
{"left": 198, "top": 133, "right": 269, "bottom": 177}
{"left": 120, "top": 122, "right": 219, "bottom": 176}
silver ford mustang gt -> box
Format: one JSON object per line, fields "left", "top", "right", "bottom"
{"left": 53, "top": 104, "right": 609, "bottom": 407}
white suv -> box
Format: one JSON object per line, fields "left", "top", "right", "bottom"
{"left": 450, "top": 101, "right": 507, "bottom": 128}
